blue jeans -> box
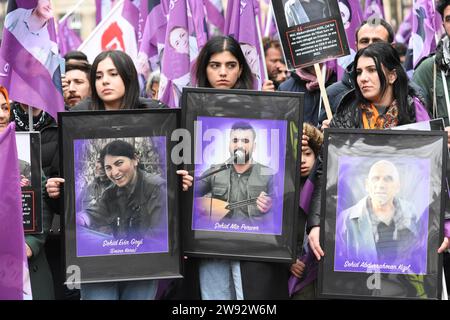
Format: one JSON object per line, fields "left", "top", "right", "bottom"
{"left": 80, "top": 280, "right": 158, "bottom": 300}
{"left": 199, "top": 259, "right": 243, "bottom": 300}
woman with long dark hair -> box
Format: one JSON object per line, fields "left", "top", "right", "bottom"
{"left": 76, "top": 50, "right": 164, "bottom": 111}
{"left": 325, "top": 42, "right": 429, "bottom": 129}
{"left": 46, "top": 50, "right": 165, "bottom": 300}
{"left": 177, "top": 35, "right": 289, "bottom": 301}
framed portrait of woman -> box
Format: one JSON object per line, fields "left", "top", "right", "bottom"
{"left": 59, "top": 109, "right": 182, "bottom": 284}
{"left": 318, "top": 129, "right": 447, "bottom": 300}
{"left": 180, "top": 87, "right": 304, "bottom": 263}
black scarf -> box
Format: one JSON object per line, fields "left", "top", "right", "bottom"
{"left": 12, "top": 105, "right": 52, "bottom": 131}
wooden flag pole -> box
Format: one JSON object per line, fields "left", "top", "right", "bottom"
{"left": 313, "top": 63, "right": 332, "bottom": 120}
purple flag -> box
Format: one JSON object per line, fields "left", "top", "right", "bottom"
{"left": 188, "top": 0, "right": 209, "bottom": 52}
{"left": 0, "top": 123, "right": 26, "bottom": 300}
{"left": 204, "top": 0, "right": 224, "bottom": 35}
{"left": 136, "top": 1, "right": 149, "bottom": 48}
{"left": 408, "top": 0, "right": 437, "bottom": 68}
{"left": 57, "top": 17, "right": 82, "bottom": 57}
{"left": 95, "top": 0, "right": 118, "bottom": 25}
{"left": 159, "top": 0, "right": 192, "bottom": 108}
{"left": 395, "top": 8, "right": 413, "bottom": 44}
{"left": 225, "top": 0, "right": 265, "bottom": 89}
{"left": 121, "top": 0, "right": 140, "bottom": 44}
{"left": 336, "top": 0, "right": 364, "bottom": 80}
{"left": 137, "top": 0, "right": 168, "bottom": 77}
{"left": 363, "top": 0, "right": 385, "bottom": 20}
{"left": 0, "top": 1, "right": 65, "bottom": 122}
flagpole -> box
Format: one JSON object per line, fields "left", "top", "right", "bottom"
{"left": 314, "top": 63, "right": 332, "bottom": 120}
{"left": 255, "top": 15, "right": 269, "bottom": 82}
{"left": 28, "top": 106, "right": 33, "bottom": 132}
{"left": 264, "top": 2, "right": 273, "bottom": 38}
{"left": 59, "top": 0, "right": 86, "bottom": 24}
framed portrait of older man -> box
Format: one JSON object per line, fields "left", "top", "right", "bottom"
{"left": 59, "top": 109, "right": 182, "bottom": 284}
{"left": 271, "top": 0, "right": 350, "bottom": 69}
{"left": 318, "top": 129, "right": 447, "bottom": 300}
{"left": 181, "top": 87, "right": 303, "bottom": 263}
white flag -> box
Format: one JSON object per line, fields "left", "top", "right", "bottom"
{"left": 79, "top": 0, "right": 138, "bottom": 64}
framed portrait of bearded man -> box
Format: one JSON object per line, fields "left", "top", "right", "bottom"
{"left": 180, "top": 87, "right": 304, "bottom": 263}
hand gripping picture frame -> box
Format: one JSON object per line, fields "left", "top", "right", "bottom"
{"left": 318, "top": 129, "right": 447, "bottom": 300}
{"left": 59, "top": 109, "right": 182, "bottom": 284}
{"left": 181, "top": 87, "right": 303, "bottom": 263}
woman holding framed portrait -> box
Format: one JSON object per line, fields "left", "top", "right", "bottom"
{"left": 307, "top": 42, "right": 449, "bottom": 272}
{"left": 177, "top": 35, "right": 290, "bottom": 301}
{"left": 46, "top": 50, "right": 168, "bottom": 300}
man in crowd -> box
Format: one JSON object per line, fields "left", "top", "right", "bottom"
{"left": 63, "top": 62, "right": 91, "bottom": 108}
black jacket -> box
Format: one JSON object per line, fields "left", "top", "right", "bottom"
{"left": 72, "top": 97, "right": 166, "bottom": 111}
{"left": 11, "top": 104, "right": 59, "bottom": 178}
{"left": 278, "top": 71, "right": 337, "bottom": 126}
{"left": 322, "top": 62, "right": 355, "bottom": 124}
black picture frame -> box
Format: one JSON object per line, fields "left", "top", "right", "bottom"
{"left": 59, "top": 109, "right": 182, "bottom": 284}
{"left": 271, "top": 0, "right": 350, "bottom": 70}
{"left": 16, "top": 131, "right": 43, "bottom": 234}
{"left": 318, "top": 129, "right": 447, "bottom": 300}
{"left": 180, "top": 87, "right": 303, "bottom": 263}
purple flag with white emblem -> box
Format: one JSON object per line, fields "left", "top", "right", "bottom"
{"left": 204, "top": 0, "right": 224, "bottom": 35}
{"left": 395, "top": 8, "right": 413, "bottom": 44}
{"left": 188, "top": 0, "right": 208, "bottom": 53}
{"left": 0, "top": 0, "right": 65, "bottom": 122}
{"left": 408, "top": 0, "right": 437, "bottom": 68}
{"left": 0, "top": 123, "right": 30, "bottom": 300}
{"left": 225, "top": 0, "right": 264, "bottom": 89}
{"left": 363, "top": 0, "right": 385, "bottom": 20}
{"left": 159, "top": 0, "right": 193, "bottom": 108}
{"left": 57, "top": 16, "right": 82, "bottom": 57}
{"left": 137, "top": 1, "right": 168, "bottom": 78}
{"left": 336, "top": 0, "right": 364, "bottom": 80}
